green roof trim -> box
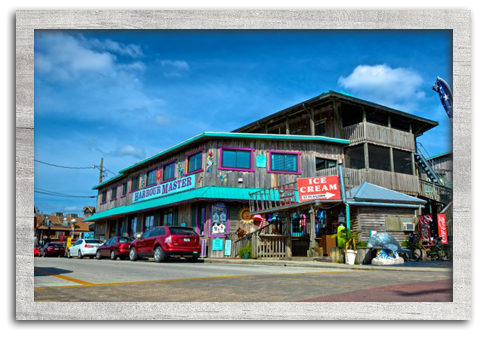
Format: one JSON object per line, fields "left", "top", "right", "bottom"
{"left": 83, "top": 186, "right": 258, "bottom": 222}
{"left": 92, "top": 131, "right": 350, "bottom": 189}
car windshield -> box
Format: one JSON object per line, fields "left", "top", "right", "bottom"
{"left": 48, "top": 243, "right": 63, "bottom": 247}
{"left": 119, "top": 237, "right": 133, "bottom": 243}
{"left": 86, "top": 239, "right": 103, "bottom": 244}
{"left": 169, "top": 227, "right": 198, "bottom": 236}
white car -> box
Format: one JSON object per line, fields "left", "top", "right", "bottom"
{"left": 68, "top": 239, "right": 103, "bottom": 259}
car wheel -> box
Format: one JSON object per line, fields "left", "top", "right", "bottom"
{"left": 154, "top": 246, "right": 165, "bottom": 263}
{"left": 78, "top": 250, "right": 83, "bottom": 259}
{"left": 129, "top": 247, "right": 137, "bottom": 261}
{"left": 110, "top": 251, "right": 117, "bottom": 260}
{"left": 96, "top": 251, "right": 101, "bottom": 260}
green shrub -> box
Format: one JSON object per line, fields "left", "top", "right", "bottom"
{"left": 356, "top": 241, "right": 368, "bottom": 248}
{"left": 238, "top": 242, "right": 252, "bottom": 259}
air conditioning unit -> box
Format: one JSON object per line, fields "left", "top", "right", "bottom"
{"left": 403, "top": 222, "right": 415, "bottom": 231}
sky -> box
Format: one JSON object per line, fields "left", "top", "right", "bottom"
{"left": 34, "top": 29, "right": 453, "bottom": 216}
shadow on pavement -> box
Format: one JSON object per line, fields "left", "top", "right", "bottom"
{"left": 34, "top": 267, "right": 74, "bottom": 276}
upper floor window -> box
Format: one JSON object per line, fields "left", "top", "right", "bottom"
{"left": 219, "top": 147, "right": 254, "bottom": 171}
{"left": 146, "top": 168, "right": 157, "bottom": 187}
{"left": 291, "top": 128, "right": 303, "bottom": 135}
{"left": 101, "top": 190, "right": 107, "bottom": 204}
{"left": 111, "top": 187, "right": 117, "bottom": 200}
{"left": 314, "top": 121, "right": 326, "bottom": 136}
{"left": 316, "top": 157, "right": 337, "bottom": 171}
{"left": 187, "top": 150, "right": 203, "bottom": 174}
{"left": 121, "top": 182, "right": 128, "bottom": 196}
{"left": 268, "top": 151, "right": 301, "bottom": 174}
{"left": 130, "top": 174, "right": 140, "bottom": 192}
{"left": 163, "top": 161, "right": 175, "bottom": 182}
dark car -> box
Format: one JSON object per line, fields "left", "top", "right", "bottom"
{"left": 40, "top": 242, "right": 66, "bottom": 257}
{"left": 129, "top": 226, "right": 201, "bottom": 263}
{"left": 96, "top": 236, "right": 134, "bottom": 260}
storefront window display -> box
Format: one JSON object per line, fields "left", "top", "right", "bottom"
{"left": 210, "top": 203, "right": 228, "bottom": 237}
{"left": 128, "top": 216, "right": 137, "bottom": 237}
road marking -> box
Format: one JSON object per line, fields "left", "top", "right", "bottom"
{"left": 34, "top": 268, "right": 93, "bottom": 286}
{"left": 34, "top": 270, "right": 350, "bottom": 290}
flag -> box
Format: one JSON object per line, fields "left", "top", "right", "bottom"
{"left": 432, "top": 77, "right": 453, "bottom": 121}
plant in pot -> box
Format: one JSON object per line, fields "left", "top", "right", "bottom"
{"left": 332, "top": 228, "right": 361, "bottom": 265}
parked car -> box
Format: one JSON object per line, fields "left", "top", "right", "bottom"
{"left": 40, "top": 242, "right": 66, "bottom": 257}
{"left": 67, "top": 239, "right": 103, "bottom": 259}
{"left": 96, "top": 236, "right": 134, "bottom": 260}
{"left": 34, "top": 245, "right": 42, "bottom": 256}
{"left": 129, "top": 226, "right": 201, "bottom": 263}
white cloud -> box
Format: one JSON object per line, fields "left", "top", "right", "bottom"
{"left": 111, "top": 145, "right": 146, "bottom": 159}
{"left": 83, "top": 37, "right": 144, "bottom": 58}
{"left": 159, "top": 59, "right": 190, "bottom": 77}
{"left": 338, "top": 64, "right": 426, "bottom": 112}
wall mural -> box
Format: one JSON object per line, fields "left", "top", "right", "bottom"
{"left": 177, "top": 161, "right": 185, "bottom": 178}
{"left": 156, "top": 169, "right": 162, "bottom": 184}
{"left": 219, "top": 173, "right": 227, "bottom": 182}
{"left": 206, "top": 151, "right": 215, "bottom": 173}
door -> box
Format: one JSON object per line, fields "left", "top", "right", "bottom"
{"left": 143, "top": 228, "right": 161, "bottom": 255}
{"left": 136, "top": 229, "right": 152, "bottom": 254}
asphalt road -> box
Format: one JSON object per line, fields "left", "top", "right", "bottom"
{"left": 34, "top": 257, "right": 453, "bottom": 302}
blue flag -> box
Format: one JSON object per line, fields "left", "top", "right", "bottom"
{"left": 432, "top": 77, "right": 453, "bottom": 121}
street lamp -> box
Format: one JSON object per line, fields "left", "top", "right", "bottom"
{"left": 70, "top": 219, "right": 77, "bottom": 241}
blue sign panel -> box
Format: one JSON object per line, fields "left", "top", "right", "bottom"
{"left": 256, "top": 154, "right": 267, "bottom": 168}
{"left": 212, "top": 238, "right": 223, "bottom": 251}
{"left": 224, "top": 239, "right": 232, "bottom": 256}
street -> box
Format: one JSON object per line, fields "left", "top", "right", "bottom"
{"left": 34, "top": 257, "right": 453, "bottom": 302}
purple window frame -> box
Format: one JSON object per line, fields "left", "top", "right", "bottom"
{"left": 208, "top": 203, "right": 229, "bottom": 238}
{"left": 120, "top": 182, "right": 128, "bottom": 198}
{"left": 195, "top": 202, "right": 208, "bottom": 236}
{"left": 145, "top": 166, "right": 158, "bottom": 188}
{"left": 110, "top": 186, "right": 118, "bottom": 202}
{"left": 267, "top": 150, "right": 302, "bottom": 175}
{"left": 185, "top": 148, "right": 204, "bottom": 175}
{"left": 218, "top": 147, "right": 255, "bottom": 172}
{"left": 129, "top": 172, "right": 141, "bottom": 193}
{"left": 161, "top": 159, "right": 177, "bottom": 183}
{"left": 100, "top": 190, "right": 107, "bottom": 205}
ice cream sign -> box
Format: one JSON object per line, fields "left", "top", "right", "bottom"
{"left": 132, "top": 174, "right": 195, "bottom": 203}
{"left": 297, "top": 175, "right": 341, "bottom": 202}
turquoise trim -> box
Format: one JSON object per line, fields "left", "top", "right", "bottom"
{"left": 427, "top": 151, "right": 452, "bottom": 160}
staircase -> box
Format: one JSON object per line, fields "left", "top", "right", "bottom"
{"left": 415, "top": 143, "right": 443, "bottom": 185}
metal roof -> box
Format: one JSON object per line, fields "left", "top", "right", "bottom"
{"left": 346, "top": 182, "right": 427, "bottom": 205}
{"left": 83, "top": 186, "right": 254, "bottom": 222}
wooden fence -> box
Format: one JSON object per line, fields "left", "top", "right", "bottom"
{"left": 251, "top": 234, "right": 288, "bottom": 258}
{"left": 343, "top": 122, "right": 415, "bottom": 151}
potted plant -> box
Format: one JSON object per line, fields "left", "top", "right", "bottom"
{"left": 333, "top": 228, "right": 361, "bottom": 265}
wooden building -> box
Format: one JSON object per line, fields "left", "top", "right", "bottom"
{"left": 85, "top": 90, "right": 452, "bottom": 258}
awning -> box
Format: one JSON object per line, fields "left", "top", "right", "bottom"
{"left": 345, "top": 182, "right": 426, "bottom": 208}
{"left": 83, "top": 186, "right": 253, "bottom": 222}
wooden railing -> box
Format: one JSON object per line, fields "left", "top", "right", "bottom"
{"left": 249, "top": 182, "right": 296, "bottom": 214}
{"left": 419, "top": 179, "right": 453, "bottom": 205}
{"left": 343, "top": 122, "right": 415, "bottom": 151}
{"left": 251, "top": 234, "right": 288, "bottom": 258}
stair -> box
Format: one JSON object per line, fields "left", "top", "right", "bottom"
{"left": 415, "top": 151, "right": 443, "bottom": 184}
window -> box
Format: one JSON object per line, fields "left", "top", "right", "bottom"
{"left": 220, "top": 148, "right": 253, "bottom": 171}
{"left": 345, "top": 145, "right": 365, "bottom": 169}
{"left": 144, "top": 213, "right": 155, "bottom": 231}
{"left": 163, "top": 162, "right": 175, "bottom": 181}
{"left": 101, "top": 191, "right": 107, "bottom": 204}
{"left": 111, "top": 187, "right": 117, "bottom": 200}
{"left": 393, "top": 149, "right": 413, "bottom": 175}
{"left": 268, "top": 151, "right": 300, "bottom": 174}
{"left": 187, "top": 151, "right": 203, "bottom": 174}
{"left": 130, "top": 175, "right": 140, "bottom": 192}
{"left": 198, "top": 203, "right": 206, "bottom": 235}
{"left": 122, "top": 182, "right": 128, "bottom": 196}
{"left": 314, "top": 121, "right": 326, "bottom": 136}
{"left": 368, "top": 145, "right": 391, "bottom": 171}
{"left": 316, "top": 157, "right": 337, "bottom": 171}
{"left": 163, "top": 208, "right": 174, "bottom": 226}
{"left": 146, "top": 168, "right": 157, "bottom": 187}
{"left": 385, "top": 216, "right": 415, "bottom": 231}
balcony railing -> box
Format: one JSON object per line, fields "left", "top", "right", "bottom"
{"left": 343, "top": 122, "right": 416, "bottom": 151}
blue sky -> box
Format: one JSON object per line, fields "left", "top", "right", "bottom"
{"left": 34, "top": 29, "right": 452, "bottom": 216}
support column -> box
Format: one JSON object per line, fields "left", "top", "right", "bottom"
{"left": 286, "top": 213, "right": 292, "bottom": 258}
{"left": 364, "top": 143, "right": 370, "bottom": 169}
{"left": 286, "top": 116, "right": 290, "bottom": 134}
{"left": 309, "top": 208, "right": 316, "bottom": 254}
{"left": 346, "top": 204, "right": 351, "bottom": 231}
{"left": 390, "top": 147, "right": 394, "bottom": 172}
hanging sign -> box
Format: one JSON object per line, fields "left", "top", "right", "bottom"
{"left": 212, "top": 238, "right": 223, "bottom": 251}
{"left": 437, "top": 214, "right": 448, "bottom": 244}
{"left": 256, "top": 154, "right": 267, "bottom": 168}
{"left": 419, "top": 215, "right": 432, "bottom": 243}
{"left": 297, "top": 175, "right": 341, "bottom": 202}
{"left": 224, "top": 239, "right": 232, "bottom": 256}
{"left": 132, "top": 174, "right": 195, "bottom": 203}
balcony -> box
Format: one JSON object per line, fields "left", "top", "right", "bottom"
{"left": 343, "top": 122, "right": 416, "bottom": 151}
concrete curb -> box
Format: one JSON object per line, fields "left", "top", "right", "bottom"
{"left": 202, "top": 258, "right": 453, "bottom": 272}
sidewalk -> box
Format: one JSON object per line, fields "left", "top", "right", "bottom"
{"left": 202, "top": 257, "right": 453, "bottom": 272}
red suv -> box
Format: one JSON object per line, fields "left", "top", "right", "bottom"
{"left": 129, "top": 226, "right": 201, "bottom": 263}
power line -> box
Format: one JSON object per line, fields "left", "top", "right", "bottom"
{"left": 34, "top": 159, "right": 95, "bottom": 170}
{"left": 34, "top": 188, "right": 96, "bottom": 199}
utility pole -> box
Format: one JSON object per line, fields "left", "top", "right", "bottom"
{"left": 99, "top": 157, "right": 104, "bottom": 184}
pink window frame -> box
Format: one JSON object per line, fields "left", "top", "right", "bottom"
{"left": 100, "top": 190, "right": 107, "bottom": 205}
{"left": 129, "top": 172, "right": 141, "bottom": 193}
{"left": 208, "top": 202, "right": 229, "bottom": 238}
{"left": 161, "top": 159, "right": 177, "bottom": 183}
{"left": 145, "top": 166, "right": 158, "bottom": 188}
{"left": 120, "top": 182, "right": 128, "bottom": 198}
{"left": 185, "top": 148, "right": 204, "bottom": 175}
{"left": 218, "top": 147, "right": 255, "bottom": 172}
{"left": 110, "top": 186, "right": 118, "bottom": 202}
{"left": 267, "top": 150, "right": 302, "bottom": 175}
